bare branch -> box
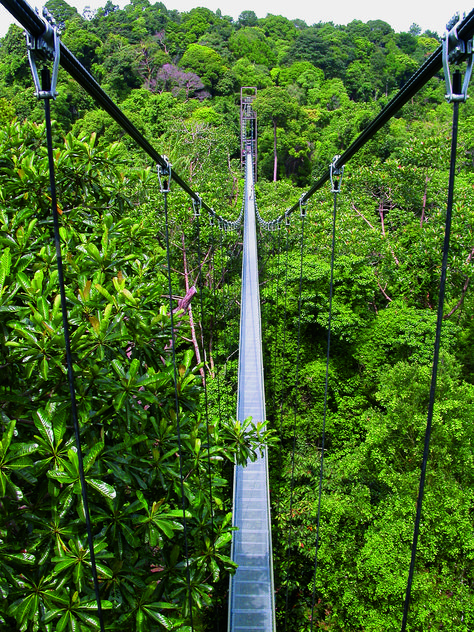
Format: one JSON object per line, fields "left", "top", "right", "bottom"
{"left": 420, "top": 174, "right": 430, "bottom": 227}
{"left": 444, "top": 276, "right": 470, "bottom": 319}
{"left": 375, "top": 274, "right": 392, "bottom": 302}
{"left": 352, "top": 203, "right": 376, "bottom": 230}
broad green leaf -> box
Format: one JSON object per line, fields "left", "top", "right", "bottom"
{"left": 214, "top": 532, "right": 232, "bottom": 548}
{"left": 47, "top": 470, "right": 76, "bottom": 484}
{"left": 83, "top": 441, "right": 104, "bottom": 473}
{"left": 0, "top": 419, "right": 16, "bottom": 457}
{"left": 93, "top": 562, "right": 113, "bottom": 579}
{"left": 0, "top": 247, "right": 11, "bottom": 290}
{"left": 33, "top": 409, "right": 54, "bottom": 446}
{"left": 154, "top": 519, "right": 178, "bottom": 539}
{"left": 3, "top": 552, "right": 35, "bottom": 565}
{"left": 129, "top": 357, "right": 140, "bottom": 380}
{"left": 53, "top": 558, "right": 76, "bottom": 573}
{"left": 78, "top": 600, "right": 113, "bottom": 610}
{"left": 94, "top": 284, "right": 114, "bottom": 303}
{"left": 142, "top": 607, "right": 173, "bottom": 627}
{"left": 121, "top": 288, "right": 137, "bottom": 305}
{"left": 85, "top": 243, "right": 102, "bottom": 263}
{"left": 40, "top": 356, "right": 49, "bottom": 381}
{"left": 111, "top": 358, "right": 125, "bottom": 378}
{"left": 87, "top": 478, "right": 116, "bottom": 500}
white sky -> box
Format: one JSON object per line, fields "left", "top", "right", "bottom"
{"left": 0, "top": 0, "right": 473, "bottom": 39}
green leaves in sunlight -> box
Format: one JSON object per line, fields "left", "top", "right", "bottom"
{"left": 0, "top": 120, "right": 267, "bottom": 632}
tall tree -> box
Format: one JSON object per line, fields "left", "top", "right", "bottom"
{"left": 44, "top": 0, "right": 79, "bottom": 29}
{"left": 254, "top": 86, "right": 298, "bottom": 181}
{"left": 179, "top": 43, "right": 227, "bottom": 91}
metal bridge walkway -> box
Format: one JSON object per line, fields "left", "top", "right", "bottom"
{"left": 228, "top": 152, "right": 275, "bottom": 632}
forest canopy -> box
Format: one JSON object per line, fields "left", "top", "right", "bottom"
{"left": 1, "top": 2, "right": 474, "bottom": 631}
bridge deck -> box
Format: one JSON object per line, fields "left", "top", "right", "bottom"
{"left": 228, "top": 153, "right": 275, "bottom": 632}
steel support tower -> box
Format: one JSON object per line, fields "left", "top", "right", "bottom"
{"left": 240, "top": 87, "right": 257, "bottom": 182}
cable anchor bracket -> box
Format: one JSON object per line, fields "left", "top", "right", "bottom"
{"left": 192, "top": 195, "right": 202, "bottom": 218}
{"left": 157, "top": 157, "right": 172, "bottom": 194}
{"left": 443, "top": 13, "right": 474, "bottom": 103}
{"left": 330, "top": 155, "right": 344, "bottom": 193}
{"left": 299, "top": 195, "right": 308, "bottom": 218}
{"left": 26, "top": 8, "right": 60, "bottom": 100}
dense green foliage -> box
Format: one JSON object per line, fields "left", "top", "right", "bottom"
{"left": 260, "top": 106, "right": 474, "bottom": 629}
{"left": 0, "top": 0, "right": 440, "bottom": 183}
{"left": 1, "top": 2, "right": 474, "bottom": 631}
{"left": 0, "top": 120, "right": 271, "bottom": 630}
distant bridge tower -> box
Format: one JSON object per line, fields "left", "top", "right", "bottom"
{"left": 240, "top": 87, "right": 257, "bottom": 182}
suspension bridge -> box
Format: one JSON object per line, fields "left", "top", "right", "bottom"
{"left": 228, "top": 147, "right": 274, "bottom": 632}
{"left": 2, "top": 0, "right": 474, "bottom": 630}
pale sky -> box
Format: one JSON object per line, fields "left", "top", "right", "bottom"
{"left": 0, "top": 0, "right": 473, "bottom": 39}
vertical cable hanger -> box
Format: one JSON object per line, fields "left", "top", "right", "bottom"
{"left": 284, "top": 197, "right": 307, "bottom": 632}
{"left": 270, "top": 227, "right": 283, "bottom": 427}
{"left": 26, "top": 14, "right": 105, "bottom": 632}
{"left": 209, "top": 210, "right": 222, "bottom": 424}
{"left": 310, "top": 156, "right": 344, "bottom": 631}
{"left": 400, "top": 15, "right": 473, "bottom": 632}
{"left": 219, "top": 225, "right": 232, "bottom": 417}
{"left": 269, "top": 225, "right": 283, "bottom": 541}
{"left": 276, "top": 213, "right": 291, "bottom": 521}
{"left": 210, "top": 210, "right": 221, "bottom": 632}
{"left": 401, "top": 14, "right": 473, "bottom": 632}
{"left": 158, "top": 161, "right": 195, "bottom": 630}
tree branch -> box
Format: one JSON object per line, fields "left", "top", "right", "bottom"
{"left": 444, "top": 276, "right": 470, "bottom": 319}
{"left": 352, "top": 203, "right": 376, "bottom": 230}
{"left": 375, "top": 274, "right": 392, "bottom": 302}
{"left": 182, "top": 233, "right": 205, "bottom": 382}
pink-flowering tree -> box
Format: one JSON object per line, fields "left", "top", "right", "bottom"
{"left": 149, "top": 63, "right": 209, "bottom": 100}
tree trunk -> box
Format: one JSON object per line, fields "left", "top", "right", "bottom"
{"left": 182, "top": 233, "right": 205, "bottom": 382}
{"left": 420, "top": 174, "right": 430, "bottom": 227}
{"left": 379, "top": 201, "right": 385, "bottom": 237}
{"left": 273, "top": 120, "right": 277, "bottom": 182}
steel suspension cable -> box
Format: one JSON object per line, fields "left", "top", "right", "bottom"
{"left": 257, "top": 226, "right": 268, "bottom": 358}
{"left": 6, "top": 0, "right": 474, "bottom": 231}
{"left": 271, "top": 228, "right": 283, "bottom": 420}
{"left": 41, "top": 67, "right": 105, "bottom": 632}
{"left": 219, "top": 228, "right": 232, "bottom": 416}
{"left": 220, "top": 226, "right": 241, "bottom": 420}
{"left": 0, "top": 0, "right": 244, "bottom": 223}
{"left": 284, "top": 211, "right": 306, "bottom": 632}
{"left": 400, "top": 70, "right": 462, "bottom": 632}
{"left": 239, "top": 9, "right": 474, "bottom": 222}
{"left": 271, "top": 224, "right": 288, "bottom": 618}
{"left": 210, "top": 218, "right": 222, "bottom": 424}
{"left": 161, "top": 176, "right": 194, "bottom": 631}
{"left": 275, "top": 223, "right": 291, "bottom": 521}
{"left": 223, "top": 237, "right": 233, "bottom": 415}
{"left": 267, "top": 230, "right": 278, "bottom": 376}
{"left": 230, "top": 225, "right": 244, "bottom": 412}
